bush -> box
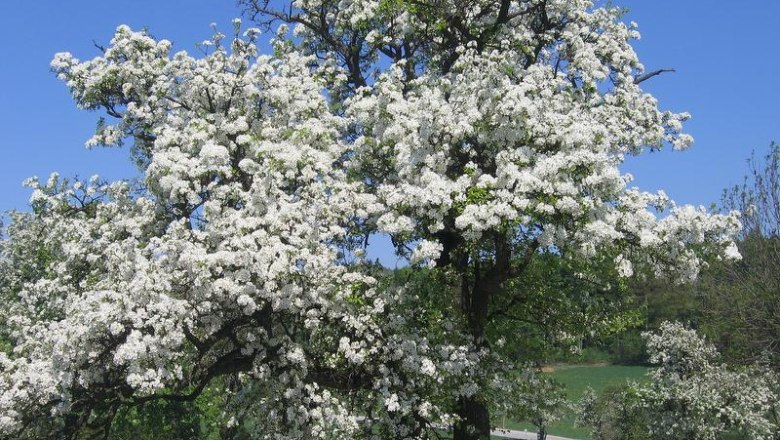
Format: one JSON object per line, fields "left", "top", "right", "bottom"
{"left": 577, "top": 323, "right": 780, "bottom": 440}
{"left": 576, "top": 384, "right": 649, "bottom": 440}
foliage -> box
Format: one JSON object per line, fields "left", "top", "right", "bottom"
{"left": 639, "top": 322, "right": 779, "bottom": 440}
{"left": 577, "top": 322, "right": 780, "bottom": 440}
{"left": 699, "top": 144, "right": 780, "bottom": 365}
{"left": 502, "top": 371, "right": 569, "bottom": 440}
{"left": 622, "top": 144, "right": 780, "bottom": 366}
{"left": 576, "top": 385, "right": 649, "bottom": 440}
{"left": 599, "top": 328, "right": 649, "bottom": 365}
{"left": 723, "top": 143, "right": 780, "bottom": 238}
{"left": 109, "top": 400, "right": 204, "bottom": 440}
{"left": 489, "top": 252, "right": 644, "bottom": 365}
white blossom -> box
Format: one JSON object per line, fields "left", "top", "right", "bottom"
{"left": 0, "top": 3, "right": 745, "bottom": 438}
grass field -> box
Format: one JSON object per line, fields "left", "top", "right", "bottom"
{"left": 497, "top": 364, "right": 650, "bottom": 439}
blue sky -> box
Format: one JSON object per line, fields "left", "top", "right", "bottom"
{"left": 1, "top": 1, "right": 778, "bottom": 264}
{"left": 620, "top": 0, "right": 780, "bottom": 209}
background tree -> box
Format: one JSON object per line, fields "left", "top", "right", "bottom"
{"left": 501, "top": 370, "right": 569, "bottom": 440}
{"left": 577, "top": 323, "right": 779, "bottom": 440}
{"left": 577, "top": 322, "right": 780, "bottom": 440}
{"left": 489, "top": 252, "right": 644, "bottom": 365}
{"left": 700, "top": 143, "right": 780, "bottom": 364}
{"left": 620, "top": 144, "right": 780, "bottom": 367}
{"left": 638, "top": 322, "right": 778, "bottom": 440}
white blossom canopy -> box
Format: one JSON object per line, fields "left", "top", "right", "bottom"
{"left": 0, "top": 1, "right": 742, "bottom": 438}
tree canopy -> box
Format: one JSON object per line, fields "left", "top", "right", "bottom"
{"left": 0, "top": 1, "right": 742, "bottom": 439}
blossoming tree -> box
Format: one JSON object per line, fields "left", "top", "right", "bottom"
{"left": 575, "top": 323, "right": 779, "bottom": 440}
{"left": 639, "top": 322, "right": 778, "bottom": 440}
{"left": 0, "top": 1, "right": 742, "bottom": 439}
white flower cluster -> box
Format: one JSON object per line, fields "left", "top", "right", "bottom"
{"left": 638, "top": 322, "right": 779, "bottom": 440}
{"left": 1, "top": 26, "right": 420, "bottom": 438}
{"left": 347, "top": 5, "right": 740, "bottom": 277}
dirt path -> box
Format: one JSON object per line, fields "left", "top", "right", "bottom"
{"left": 491, "top": 427, "right": 579, "bottom": 440}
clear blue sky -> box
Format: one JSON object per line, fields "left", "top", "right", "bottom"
{"left": 1, "top": 1, "right": 778, "bottom": 264}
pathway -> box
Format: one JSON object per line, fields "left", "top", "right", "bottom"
{"left": 490, "top": 427, "right": 578, "bottom": 440}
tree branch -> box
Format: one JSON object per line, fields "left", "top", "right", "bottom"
{"left": 634, "top": 68, "right": 675, "bottom": 85}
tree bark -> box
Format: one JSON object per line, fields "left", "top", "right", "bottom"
{"left": 454, "top": 394, "right": 492, "bottom": 440}
{"left": 453, "top": 249, "right": 498, "bottom": 440}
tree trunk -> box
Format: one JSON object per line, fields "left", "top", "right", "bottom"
{"left": 454, "top": 395, "right": 491, "bottom": 440}
{"left": 452, "top": 233, "right": 519, "bottom": 440}
{"left": 454, "top": 263, "right": 493, "bottom": 439}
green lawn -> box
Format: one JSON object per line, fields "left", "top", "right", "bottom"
{"left": 497, "top": 364, "right": 650, "bottom": 439}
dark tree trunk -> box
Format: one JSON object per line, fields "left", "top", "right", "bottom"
{"left": 447, "top": 230, "right": 531, "bottom": 440}
{"left": 454, "top": 395, "right": 492, "bottom": 440}
{"left": 453, "top": 256, "right": 495, "bottom": 440}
